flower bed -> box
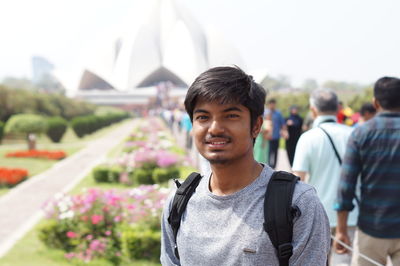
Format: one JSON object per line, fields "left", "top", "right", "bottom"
{"left": 39, "top": 185, "right": 169, "bottom": 263}
{"left": 93, "top": 118, "right": 192, "bottom": 185}
{"left": 6, "top": 150, "right": 67, "bottom": 160}
{"left": 0, "top": 167, "right": 29, "bottom": 186}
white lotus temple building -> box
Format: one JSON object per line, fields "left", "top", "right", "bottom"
{"left": 73, "top": 0, "right": 259, "bottom": 109}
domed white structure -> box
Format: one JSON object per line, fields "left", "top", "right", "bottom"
{"left": 76, "top": 0, "right": 244, "bottom": 106}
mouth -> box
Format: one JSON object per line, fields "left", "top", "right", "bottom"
{"left": 205, "top": 138, "right": 230, "bottom": 149}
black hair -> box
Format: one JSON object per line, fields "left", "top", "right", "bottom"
{"left": 267, "top": 99, "right": 276, "bottom": 104}
{"left": 374, "top": 77, "right": 400, "bottom": 110}
{"left": 184, "top": 66, "right": 266, "bottom": 129}
{"left": 360, "top": 102, "right": 376, "bottom": 116}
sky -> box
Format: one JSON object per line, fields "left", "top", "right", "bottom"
{"left": 1, "top": 0, "right": 400, "bottom": 87}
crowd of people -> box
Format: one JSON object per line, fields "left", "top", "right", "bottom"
{"left": 158, "top": 66, "right": 399, "bottom": 266}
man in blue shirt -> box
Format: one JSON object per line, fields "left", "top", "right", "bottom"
{"left": 334, "top": 76, "right": 400, "bottom": 265}
{"left": 266, "top": 99, "right": 287, "bottom": 168}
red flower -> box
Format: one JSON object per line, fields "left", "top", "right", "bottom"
{"left": 6, "top": 150, "right": 66, "bottom": 160}
{"left": 0, "top": 167, "right": 29, "bottom": 186}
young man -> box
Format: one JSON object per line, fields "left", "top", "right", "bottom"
{"left": 335, "top": 76, "right": 400, "bottom": 265}
{"left": 160, "top": 66, "right": 330, "bottom": 265}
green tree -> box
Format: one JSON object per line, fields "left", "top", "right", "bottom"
{"left": 301, "top": 79, "right": 318, "bottom": 91}
{"left": 4, "top": 114, "right": 47, "bottom": 150}
{"left": 261, "top": 75, "right": 292, "bottom": 91}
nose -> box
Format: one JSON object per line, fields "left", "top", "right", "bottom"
{"left": 208, "top": 119, "right": 225, "bottom": 135}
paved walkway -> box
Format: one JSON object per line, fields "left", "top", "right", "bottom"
{"left": 0, "top": 120, "right": 136, "bottom": 258}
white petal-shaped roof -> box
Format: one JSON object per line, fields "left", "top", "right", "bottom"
{"left": 78, "top": 0, "right": 244, "bottom": 92}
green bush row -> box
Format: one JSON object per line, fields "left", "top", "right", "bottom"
{"left": 92, "top": 164, "right": 179, "bottom": 185}
{"left": 71, "top": 113, "right": 130, "bottom": 138}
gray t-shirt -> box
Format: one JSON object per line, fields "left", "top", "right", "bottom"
{"left": 161, "top": 165, "right": 330, "bottom": 265}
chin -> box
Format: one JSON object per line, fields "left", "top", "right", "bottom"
{"left": 208, "top": 158, "right": 230, "bottom": 165}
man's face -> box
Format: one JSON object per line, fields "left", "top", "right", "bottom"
{"left": 362, "top": 111, "right": 375, "bottom": 122}
{"left": 192, "top": 99, "right": 260, "bottom": 165}
{"left": 268, "top": 102, "right": 276, "bottom": 111}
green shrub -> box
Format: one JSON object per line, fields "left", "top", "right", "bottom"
{"left": 46, "top": 116, "right": 68, "bottom": 142}
{"left": 131, "top": 168, "right": 154, "bottom": 185}
{"left": 4, "top": 114, "right": 47, "bottom": 136}
{"left": 38, "top": 220, "right": 77, "bottom": 251}
{"left": 153, "top": 167, "right": 180, "bottom": 184}
{"left": 121, "top": 225, "right": 161, "bottom": 262}
{"left": 93, "top": 165, "right": 124, "bottom": 183}
{"left": 109, "top": 166, "right": 124, "bottom": 183}
{"left": 92, "top": 165, "right": 110, "bottom": 183}
{"left": 71, "top": 112, "right": 130, "bottom": 138}
{"left": 0, "top": 121, "right": 4, "bottom": 143}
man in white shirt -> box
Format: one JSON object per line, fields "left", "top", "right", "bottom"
{"left": 292, "top": 89, "right": 358, "bottom": 266}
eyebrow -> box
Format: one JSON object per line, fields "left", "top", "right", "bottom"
{"left": 193, "top": 106, "right": 243, "bottom": 114}
{"left": 222, "top": 107, "right": 243, "bottom": 113}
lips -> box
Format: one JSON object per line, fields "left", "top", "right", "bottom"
{"left": 205, "top": 138, "right": 231, "bottom": 148}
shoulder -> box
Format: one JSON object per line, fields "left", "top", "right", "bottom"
{"left": 292, "top": 181, "right": 316, "bottom": 203}
{"left": 297, "top": 128, "right": 319, "bottom": 143}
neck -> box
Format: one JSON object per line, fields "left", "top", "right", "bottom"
{"left": 209, "top": 156, "right": 263, "bottom": 196}
{"left": 381, "top": 107, "right": 400, "bottom": 113}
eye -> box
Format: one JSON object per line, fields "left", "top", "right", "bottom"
{"left": 195, "top": 115, "right": 208, "bottom": 121}
{"left": 227, "top": 114, "right": 240, "bottom": 119}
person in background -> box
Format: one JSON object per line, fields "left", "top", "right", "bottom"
{"left": 359, "top": 102, "right": 376, "bottom": 124}
{"left": 254, "top": 112, "right": 273, "bottom": 164}
{"left": 266, "top": 99, "right": 287, "bottom": 168}
{"left": 337, "top": 101, "right": 346, "bottom": 124}
{"left": 285, "top": 105, "right": 303, "bottom": 167}
{"left": 180, "top": 112, "right": 192, "bottom": 150}
{"left": 292, "top": 89, "right": 358, "bottom": 266}
{"left": 334, "top": 76, "right": 400, "bottom": 266}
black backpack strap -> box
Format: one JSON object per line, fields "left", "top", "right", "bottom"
{"left": 264, "top": 171, "right": 299, "bottom": 266}
{"left": 318, "top": 125, "right": 342, "bottom": 165}
{"left": 167, "top": 172, "right": 202, "bottom": 260}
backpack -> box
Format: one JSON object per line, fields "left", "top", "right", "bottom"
{"left": 167, "top": 171, "right": 299, "bottom": 266}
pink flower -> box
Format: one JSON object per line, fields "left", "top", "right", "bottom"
{"left": 86, "top": 234, "right": 93, "bottom": 240}
{"left": 66, "top": 231, "right": 77, "bottom": 238}
{"left": 91, "top": 215, "right": 103, "bottom": 225}
{"left": 65, "top": 252, "right": 75, "bottom": 259}
{"left": 114, "top": 215, "right": 121, "bottom": 222}
{"left": 105, "top": 230, "right": 111, "bottom": 236}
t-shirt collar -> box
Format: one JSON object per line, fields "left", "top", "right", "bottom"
{"left": 312, "top": 115, "right": 337, "bottom": 128}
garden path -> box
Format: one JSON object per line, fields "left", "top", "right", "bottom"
{"left": 0, "top": 119, "right": 137, "bottom": 258}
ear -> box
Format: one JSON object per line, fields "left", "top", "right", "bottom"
{"left": 310, "top": 106, "right": 318, "bottom": 119}
{"left": 372, "top": 97, "right": 381, "bottom": 111}
{"left": 252, "top": 116, "right": 263, "bottom": 138}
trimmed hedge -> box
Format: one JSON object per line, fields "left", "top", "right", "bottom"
{"left": 4, "top": 114, "right": 47, "bottom": 135}
{"left": 38, "top": 220, "right": 76, "bottom": 251}
{"left": 152, "top": 167, "right": 180, "bottom": 184}
{"left": 71, "top": 113, "right": 130, "bottom": 138}
{"left": 92, "top": 165, "right": 123, "bottom": 183}
{"left": 121, "top": 225, "right": 161, "bottom": 262}
{"left": 130, "top": 168, "right": 154, "bottom": 185}
{"left": 46, "top": 116, "right": 68, "bottom": 143}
